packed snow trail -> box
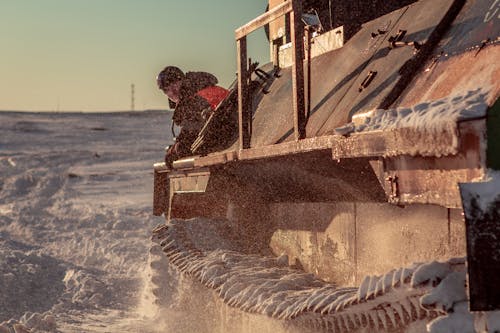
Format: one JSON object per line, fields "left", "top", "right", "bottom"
{"left": 0, "top": 111, "right": 170, "bottom": 332}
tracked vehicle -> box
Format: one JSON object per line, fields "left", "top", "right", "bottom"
{"left": 152, "top": 0, "right": 500, "bottom": 331}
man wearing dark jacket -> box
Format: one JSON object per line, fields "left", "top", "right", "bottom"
{"left": 157, "top": 66, "right": 229, "bottom": 166}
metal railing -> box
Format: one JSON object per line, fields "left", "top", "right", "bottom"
{"left": 235, "top": 0, "right": 306, "bottom": 150}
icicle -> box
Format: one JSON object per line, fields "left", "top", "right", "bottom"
{"left": 392, "top": 267, "right": 403, "bottom": 288}
{"left": 339, "top": 295, "right": 357, "bottom": 312}
{"left": 382, "top": 269, "right": 395, "bottom": 294}
{"left": 200, "top": 263, "right": 225, "bottom": 284}
{"left": 350, "top": 312, "right": 362, "bottom": 327}
{"left": 345, "top": 313, "right": 357, "bottom": 330}
{"left": 313, "top": 290, "right": 348, "bottom": 313}
{"left": 168, "top": 252, "right": 184, "bottom": 264}
{"left": 357, "top": 275, "right": 371, "bottom": 301}
{"left": 324, "top": 318, "right": 336, "bottom": 333}
{"left": 176, "top": 259, "right": 192, "bottom": 272}
{"left": 291, "top": 301, "right": 309, "bottom": 319}
{"left": 280, "top": 296, "right": 306, "bottom": 319}
{"left": 368, "top": 309, "right": 380, "bottom": 329}
{"left": 385, "top": 306, "right": 397, "bottom": 328}
{"left": 399, "top": 298, "right": 414, "bottom": 320}
{"left": 374, "top": 277, "right": 385, "bottom": 297}
{"left": 409, "top": 296, "right": 423, "bottom": 318}
{"left": 337, "top": 314, "right": 349, "bottom": 331}
{"left": 400, "top": 267, "right": 414, "bottom": 285}
{"left": 411, "top": 261, "right": 451, "bottom": 287}
{"left": 393, "top": 303, "right": 406, "bottom": 324}
{"left": 330, "top": 293, "right": 355, "bottom": 314}
{"left": 185, "top": 260, "right": 207, "bottom": 276}
{"left": 377, "top": 309, "right": 388, "bottom": 330}
{"left": 161, "top": 239, "right": 177, "bottom": 252}
{"left": 360, "top": 311, "right": 369, "bottom": 327}
{"left": 347, "top": 312, "right": 359, "bottom": 329}
{"left": 366, "top": 275, "right": 381, "bottom": 300}
{"left": 305, "top": 287, "right": 335, "bottom": 311}
{"left": 272, "top": 299, "right": 294, "bottom": 319}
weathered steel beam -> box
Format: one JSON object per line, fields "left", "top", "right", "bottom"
{"left": 237, "top": 37, "right": 251, "bottom": 150}
{"left": 191, "top": 125, "right": 462, "bottom": 167}
{"left": 235, "top": 1, "right": 293, "bottom": 40}
{"left": 290, "top": 0, "right": 306, "bottom": 140}
{"left": 153, "top": 162, "right": 170, "bottom": 216}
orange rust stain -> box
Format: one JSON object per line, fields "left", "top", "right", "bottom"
{"left": 398, "top": 46, "right": 500, "bottom": 107}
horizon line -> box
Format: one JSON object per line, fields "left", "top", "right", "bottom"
{"left": 0, "top": 109, "right": 172, "bottom": 114}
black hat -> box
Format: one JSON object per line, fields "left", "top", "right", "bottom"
{"left": 157, "top": 66, "right": 184, "bottom": 89}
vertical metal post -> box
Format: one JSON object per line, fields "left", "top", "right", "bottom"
{"left": 304, "top": 26, "right": 312, "bottom": 121}
{"left": 290, "top": 0, "right": 306, "bottom": 140}
{"left": 237, "top": 37, "right": 250, "bottom": 150}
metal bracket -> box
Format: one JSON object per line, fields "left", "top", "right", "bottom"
{"left": 388, "top": 29, "right": 407, "bottom": 45}
{"left": 475, "top": 38, "right": 491, "bottom": 57}
{"left": 370, "top": 29, "right": 388, "bottom": 38}
{"left": 359, "top": 71, "right": 377, "bottom": 92}
{"left": 385, "top": 174, "right": 399, "bottom": 199}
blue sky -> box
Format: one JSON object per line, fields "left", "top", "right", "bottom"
{"left": 0, "top": 1, "right": 269, "bottom": 111}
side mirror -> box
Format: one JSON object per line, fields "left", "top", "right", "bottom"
{"left": 302, "top": 10, "right": 323, "bottom": 33}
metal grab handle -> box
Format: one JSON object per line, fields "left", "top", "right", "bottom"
{"left": 359, "top": 70, "right": 377, "bottom": 92}
{"left": 388, "top": 29, "right": 407, "bottom": 44}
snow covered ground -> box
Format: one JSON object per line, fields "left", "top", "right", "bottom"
{"left": 0, "top": 111, "right": 171, "bottom": 332}
{"left": 2, "top": 110, "right": 499, "bottom": 333}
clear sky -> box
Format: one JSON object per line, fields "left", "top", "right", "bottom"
{"left": 0, "top": 1, "right": 269, "bottom": 111}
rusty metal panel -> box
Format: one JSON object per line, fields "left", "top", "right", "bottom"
{"left": 249, "top": 7, "right": 408, "bottom": 147}
{"left": 356, "top": 203, "right": 456, "bottom": 281}
{"left": 230, "top": 0, "right": 498, "bottom": 156}
{"left": 268, "top": 202, "right": 357, "bottom": 286}
{"left": 224, "top": 153, "right": 387, "bottom": 203}
{"left": 396, "top": 45, "right": 499, "bottom": 108}
{"left": 381, "top": 120, "right": 487, "bottom": 208}
{"left": 438, "top": 0, "right": 500, "bottom": 55}
{"left": 318, "top": 0, "right": 463, "bottom": 135}
{"left": 305, "top": 6, "right": 408, "bottom": 138}
{"left": 169, "top": 169, "right": 210, "bottom": 194}
{"left": 395, "top": 0, "right": 500, "bottom": 108}
{"left": 331, "top": 126, "right": 459, "bottom": 160}
{"left": 249, "top": 66, "right": 294, "bottom": 147}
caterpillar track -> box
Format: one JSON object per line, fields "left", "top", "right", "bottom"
{"left": 152, "top": 0, "right": 500, "bottom": 330}
{"left": 151, "top": 218, "right": 470, "bottom": 332}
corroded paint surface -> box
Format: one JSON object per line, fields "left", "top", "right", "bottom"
{"left": 266, "top": 202, "right": 466, "bottom": 286}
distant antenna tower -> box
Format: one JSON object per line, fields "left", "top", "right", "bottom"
{"left": 131, "top": 83, "right": 135, "bottom": 111}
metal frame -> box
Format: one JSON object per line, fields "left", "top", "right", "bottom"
{"left": 235, "top": 0, "right": 306, "bottom": 149}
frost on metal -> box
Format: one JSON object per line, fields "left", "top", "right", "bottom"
{"left": 335, "top": 88, "right": 489, "bottom": 137}
{"left": 459, "top": 170, "right": 500, "bottom": 311}
{"left": 152, "top": 218, "right": 497, "bottom": 332}
{"left": 460, "top": 170, "right": 500, "bottom": 220}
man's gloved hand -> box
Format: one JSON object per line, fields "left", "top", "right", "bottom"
{"left": 164, "top": 142, "right": 180, "bottom": 168}
{"left": 201, "top": 107, "right": 213, "bottom": 121}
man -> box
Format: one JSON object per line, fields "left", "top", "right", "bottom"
{"left": 157, "top": 66, "right": 229, "bottom": 166}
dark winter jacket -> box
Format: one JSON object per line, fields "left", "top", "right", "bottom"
{"left": 172, "top": 71, "right": 219, "bottom": 131}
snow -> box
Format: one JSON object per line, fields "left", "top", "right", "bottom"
{"left": 0, "top": 111, "right": 170, "bottom": 332}
{"left": 2, "top": 111, "right": 500, "bottom": 333}
{"left": 420, "top": 271, "right": 467, "bottom": 312}
{"left": 154, "top": 217, "right": 500, "bottom": 332}
{"left": 335, "top": 88, "right": 489, "bottom": 136}
{"left": 427, "top": 302, "right": 475, "bottom": 333}
{"left": 460, "top": 170, "right": 500, "bottom": 218}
